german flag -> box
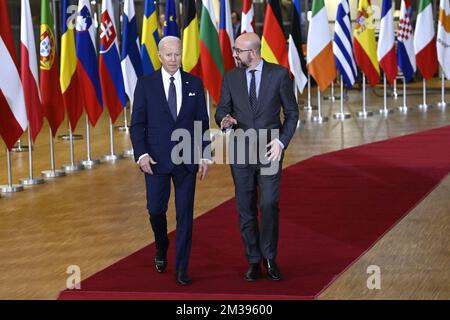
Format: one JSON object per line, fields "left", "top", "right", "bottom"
{"left": 261, "top": 0, "right": 289, "bottom": 69}
{"left": 182, "top": 0, "right": 201, "bottom": 77}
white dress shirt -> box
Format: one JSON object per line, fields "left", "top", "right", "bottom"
{"left": 161, "top": 67, "right": 182, "bottom": 115}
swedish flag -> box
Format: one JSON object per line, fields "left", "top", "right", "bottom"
{"left": 141, "top": 0, "right": 160, "bottom": 74}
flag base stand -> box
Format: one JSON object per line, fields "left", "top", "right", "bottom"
{"left": 355, "top": 110, "right": 374, "bottom": 118}
{"left": 58, "top": 134, "right": 83, "bottom": 141}
{"left": 418, "top": 103, "right": 433, "bottom": 111}
{"left": 303, "top": 105, "right": 318, "bottom": 112}
{"left": 311, "top": 115, "right": 328, "bottom": 123}
{"left": 115, "top": 125, "right": 130, "bottom": 132}
{"left": 0, "top": 184, "right": 24, "bottom": 193}
{"left": 80, "top": 159, "right": 101, "bottom": 169}
{"left": 122, "top": 149, "right": 134, "bottom": 157}
{"left": 11, "top": 145, "right": 31, "bottom": 152}
{"left": 41, "top": 169, "right": 66, "bottom": 178}
{"left": 62, "top": 163, "right": 85, "bottom": 172}
{"left": 333, "top": 112, "right": 351, "bottom": 120}
{"left": 102, "top": 154, "right": 124, "bottom": 163}
{"left": 397, "top": 106, "right": 411, "bottom": 113}
{"left": 323, "top": 95, "right": 340, "bottom": 101}
{"left": 19, "top": 177, "right": 45, "bottom": 186}
{"left": 379, "top": 108, "right": 395, "bottom": 116}
{"left": 437, "top": 101, "right": 447, "bottom": 108}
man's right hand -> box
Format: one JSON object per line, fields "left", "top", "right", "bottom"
{"left": 220, "top": 114, "right": 237, "bottom": 130}
{"left": 139, "top": 155, "right": 157, "bottom": 174}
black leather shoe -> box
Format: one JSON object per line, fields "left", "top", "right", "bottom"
{"left": 175, "top": 270, "right": 192, "bottom": 285}
{"left": 154, "top": 250, "right": 167, "bottom": 273}
{"left": 245, "top": 263, "right": 261, "bottom": 281}
{"left": 263, "top": 259, "right": 281, "bottom": 281}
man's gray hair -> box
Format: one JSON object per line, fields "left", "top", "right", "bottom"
{"left": 158, "top": 36, "right": 182, "bottom": 52}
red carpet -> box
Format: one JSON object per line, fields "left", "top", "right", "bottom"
{"left": 59, "top": 125, "right": 450, "bottom": 300}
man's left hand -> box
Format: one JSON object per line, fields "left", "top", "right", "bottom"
{"left": 266, "top": 139, "right": 283, "bottom": 162}
{"left": 198, "top": 159, "right": 210, "bottom": 180}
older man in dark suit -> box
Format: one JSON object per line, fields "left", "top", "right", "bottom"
{"left": 131, "top": 36, "right": 210, "bottom": 286}
{"left": 215, "top": 32, "right": 299, "bottom": 282}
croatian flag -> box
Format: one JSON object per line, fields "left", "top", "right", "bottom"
{"left": 333, "top": 0, "right": 357, "bottom": 88}
{"left": 377, "top": 0, "right": 397, "bottom": 85}
{"left": 76, "top": 0, "right": 103, "bottom": 126}
{"left": 121, "top": 0, "right": 142, "bottom": 107}
{"left": 99, "top": 0, "right": 126, "bottom": 124}
{"left": 219, "top": 0, "right": 235, "bottom": 72}
{"left": 397, "top": 0, "right": 416, "bottom": 82}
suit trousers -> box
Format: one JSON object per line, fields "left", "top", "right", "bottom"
{"left": 230, "top": 162, "right": 282, "bottom": 264}
{"left": 145, "top": 164, "right": 197, "bottom": 271}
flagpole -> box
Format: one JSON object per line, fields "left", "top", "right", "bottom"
{"left": 333, "top": 75, "right": 350, "bottom": 120}
{"left": 115, "top": 107, "right": 130, "bottom": 132}
{"left": 103, "top": 117, "right": 124, "bottom": 162}
{"left": 11, "top": 139, "right": 30, "bottom": 152}
{"left": 311, "top": 88, "right": 328, "bottom": 123}
{"left": 122, "top": 104, "right": 134, "bottom": 157}
{"left": 19, "top": 123, "right": 44, "bottom": 186}
{"left": 379, "top": 74, "right": 394, "bottom": 116}
{"left": 80, "top": 114, "right": 100, "bottom": 169}
{"left": 437, "top": 72, "right": 447, "bottom": 108}
{"left": 398, "top": 76, "right": 410, "bottom": 113}
{"left": 62, "top": 122, "right": 84, "bottom": 172}
{"left": 324, "top": 80, "right": 338, "bottom": 101}
{"left": 0, "top": 149, "right": 24, "bottom": 193}
{"left": 391, "top": 78, "right": 398, "bottom": 99}
{"left": 418, "top": 78, "right": 432, "bottom": 110}
{"left": 294, "top": 81, "right": 304, "bottom": 128}
{"left": 41, "top": 128, "right": 66, "bottom": 178}
{"left": 304, "top": 73, "right": 317, "bottom": 112}
{"left": 356, "top": 75, "right": 374, "bottom": 118}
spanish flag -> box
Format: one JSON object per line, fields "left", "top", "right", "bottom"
{"left": 60, "top": 0, "right": 82, "bottom": 132}
{"left": 261, "top": 0, "right": 289, "bottom": 69}
{"left": 182, "top": 0, "right": 201, "bottom": 77}
{"left": 141, "top": 0, "right": 160, "bottom": 75}
{"left": 353, "top": 0, "right": 380, "bottom": 86}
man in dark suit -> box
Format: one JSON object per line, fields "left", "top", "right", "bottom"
{"left": 214, "top": 32, "right": 299, "bottom": 281}
{"left": 130, "top": 36, "right": 210, "bottom": 285}
{"left": 231, "top": 11, "right": 241, "bottom": 40}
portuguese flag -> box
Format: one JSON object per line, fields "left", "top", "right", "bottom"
{"left": 40, "top": 0, "right": 63, "bottom": 135}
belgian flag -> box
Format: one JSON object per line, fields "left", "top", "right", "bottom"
{"left": 261, "top": 0, "right": 289, "bottom": 69}
{"left": 182, "top": 0, "right": 201, "bottom": 77}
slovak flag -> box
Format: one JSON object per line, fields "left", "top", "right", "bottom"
{"left": 219, "top": 0, "right": 235, "bottom": 72}
{"left": 76, "top": 0, "right": 103, "bottom": 127}
{"left": 99, "top": 0, "right": 126, "bottom": 124}
{"left": 397, "top": 0, "right": 416, "bottom": 82}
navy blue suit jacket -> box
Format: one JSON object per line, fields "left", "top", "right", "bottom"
{"left": 130, "top": 69, "right": 210, "bottom": 174}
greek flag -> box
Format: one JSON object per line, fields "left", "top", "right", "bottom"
{"left": 333, "top": 0, "right": 357, "bottom": 88}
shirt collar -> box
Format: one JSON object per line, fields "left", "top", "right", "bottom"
{"left": 161, "top": 67, "right": 181, "bottom": 83}
{"left": 246, "top": 59, "right": 263, "bottom": 74}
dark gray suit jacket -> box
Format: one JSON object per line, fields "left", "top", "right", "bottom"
{"left": 214, "top": 60, "right": 299, "bottom": 167}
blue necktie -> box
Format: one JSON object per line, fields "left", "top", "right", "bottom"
{"left": 168, "top": 76, "right": 177, "bottom": 120}
{"left": 249, "top": 70, "right": 257, "bottom": 112}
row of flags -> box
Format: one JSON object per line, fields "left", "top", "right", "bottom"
{"left": 1, "top": 0, "right": 450, "bottom": 151}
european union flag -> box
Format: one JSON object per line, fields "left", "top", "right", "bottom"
{"left": 163, "top": 0, "right": 179, "bottom": 37}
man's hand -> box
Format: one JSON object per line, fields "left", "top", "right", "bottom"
{"left": 198, "top": 159, "right": 210, "bottom": 180}
{"left": 139, "top": 155, "right": 157, "bottom": 174}
{"left": 220, "top": 114, "right": 237, "bottom": 130}
{"left": 265, "top": 139, "right": 283, "bottom": 162}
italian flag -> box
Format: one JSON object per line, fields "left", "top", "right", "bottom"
{"left": 200, "top": 0, "right": 224, "bottom": 104}
{"left": 306, "top": 0, "right": 336, "bottom": 92}
{"left": 414, "top": 0, "right": 438, "bottom": 80}
{"left": 437, "top": 0, "right": 450, "bottom": 79}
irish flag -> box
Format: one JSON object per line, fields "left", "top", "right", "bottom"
{"left": 414, "top": 0, "right": 438, "bottom": 80}
{"left": 437, "top": 0, "right": 450, "bottom": 79}
{"left": 306, "top": 0, "right": 336, "bottom": 92}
